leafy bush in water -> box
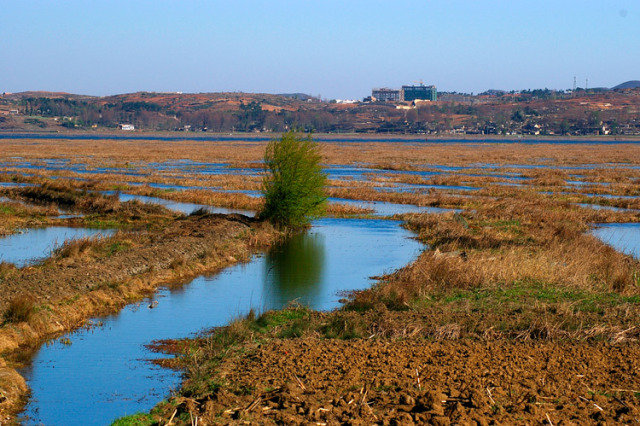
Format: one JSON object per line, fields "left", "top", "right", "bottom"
{"left": 260, "top": 131, "right": 326, "bottom": 228}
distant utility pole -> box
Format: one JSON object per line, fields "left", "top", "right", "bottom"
{"left": 573, "top": 76, "right": 576, "bottom": 92}
{"left": 586, "top": 78, "right": 589, "bottom": 91}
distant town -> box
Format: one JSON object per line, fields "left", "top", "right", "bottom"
{"left": 1, "top": 80, "right": 639, "bottom": 136}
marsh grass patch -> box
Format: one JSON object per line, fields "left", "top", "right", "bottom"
{"left": 3, "top": 295, "right": 36, "bottom": 324}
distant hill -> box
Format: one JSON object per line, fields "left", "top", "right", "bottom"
{"left": 2, "top": 91, "right": 97, "bottom": 101}
{"left": 2, "top": 88, "right": 640, "bottom": 136}
{"left": 612, "top": 80, "right": 640, "bottom": 90}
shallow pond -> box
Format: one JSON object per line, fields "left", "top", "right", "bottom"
{"left": 19, "top": 217, "right": 422, "bottom": 426}
{"left": 328, "top": 197, "right": 458, "bottom": 215}
{"left": 577, "top": 203, "right": 638, "bottom": 213}
{"left": 591, "top": 223, "right": 640, "bottom": 259}
{"left": 108, "top": 192, "right": 255, "bottom": 216}
{"left": 0, "top": 227, "right": 114, "bottom": 267}
{"left": 110, "top": 191, "right": 448, "bottom": 217}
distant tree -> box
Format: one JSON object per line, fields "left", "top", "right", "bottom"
{"left": 237, "top": 101, "right": 266, "bottom": 131}
{"left": 511, "top": 110, "right": 525, "bottom": 122}
{"left": 260, "top": 130, "right": 327, "bottom": 229}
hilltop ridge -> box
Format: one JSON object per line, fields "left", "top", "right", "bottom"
{"left": 1, "top": 87, "right": 639, "bottom": 136}
{"left": 612, "top": 80, "right": 640, "bottom": 90}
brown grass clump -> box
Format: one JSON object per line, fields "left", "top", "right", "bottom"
{"left": 0, "top": 261, "right": 17, "bottom": 279}
{"left": 2, "top": 295, "right": 36, "bottom": 324}
{"left": 325, "top": 203, "right": 374, "bottom": 216}
{"left": 53, "top": 236, "right": 98, "bottom": 259}
{"left": 127, "top": 186, "right": 263, "bottom": 211}
{"left": 14, "top": 182, "right": 121, "bottom": 213}
{"left": 326, "top": 186, "right": 465, "bottom": 208}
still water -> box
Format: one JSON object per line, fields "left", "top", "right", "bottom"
{"left": 0, "top": 227, "right": 114, "bottom": 267}
{"left": 591, "top": 223, "right": 640, "bottom": 259}
{"left": 19, "top": 218, "right": 422, "bottom": 426}
{"left": 110, "top": 191, "right": 448, "bottom": 217}
{"left": 107, "top": 192, "right": 254, "bottom": 216}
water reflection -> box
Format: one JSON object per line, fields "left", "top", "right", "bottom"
{"left": 19, "top": 218, "right": 422, "bottom": 426}
{"left": 265, "top": 232, "right": 325, "bottom": 307}
{"left": 105, "top": 191, "right": 255, "bottom": 216}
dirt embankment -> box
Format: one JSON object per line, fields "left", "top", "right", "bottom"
{"left": 0, "top": 213, "right": 279, "bottom": 422}
{"left": 183, "top": 338, "right": 640, "bottom": 425}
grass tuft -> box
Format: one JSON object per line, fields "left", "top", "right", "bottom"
{"left": 109, "top": 413, "right": 157, "bottom": 426}
{"left": 3, "top": 295, "right": 36, "bottom": 324}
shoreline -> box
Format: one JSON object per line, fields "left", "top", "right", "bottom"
{"left": 0, "top": 130, "right": 639, "bottom": 144}
{"left": 0, "top": 213, "right": 281, "bottom": 423}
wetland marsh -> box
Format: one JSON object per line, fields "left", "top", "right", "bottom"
{"left": 0, "top": 134, "right": 639, "bottom": 425}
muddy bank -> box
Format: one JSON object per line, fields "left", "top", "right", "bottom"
{"left": 170, "top": 337, "right": 640, "bottom": 425}
{"left": 0, "top": 213, "right": 279, "bottom": 422}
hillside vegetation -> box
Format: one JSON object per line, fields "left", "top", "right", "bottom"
{"left": 1, "top": 87, "right": 639, "bottom": 136}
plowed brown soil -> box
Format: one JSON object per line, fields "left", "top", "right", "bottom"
{"left": 190, "top": 338, "right": 640, "bottom": 425}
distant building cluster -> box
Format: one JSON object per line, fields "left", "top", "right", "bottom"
{"left": 372, "top": 84, "right": 437, "bottom": 102}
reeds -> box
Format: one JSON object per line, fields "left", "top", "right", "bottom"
{"left": 3, "top": 295, "right": 36, "bottom": 324}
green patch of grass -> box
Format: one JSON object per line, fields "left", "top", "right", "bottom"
{"left": 150, "top": 189, "right": 177, "bottom": 196}
{"left": 83, "top": 218, "right": 124, "bottom": 228}
{"left": 0, "top": 204, "right": 17, "bottom": 215}
{"left": 109, "top": 413, "right": 157, "bottom": 426}
{"left": 110, "top": 184, "right": 132, "bottom": 191}
{"left": 103, "top": 241, "right": 132, "bottom": 256}
{"left": 208, "top": 379, "right": 224, "bottom": 393}
{"left": 251, "top": 307, "right": 310, "bottom": 332}
{"left": 182, "top": 377, "right": 227, "bottom": 399}
{"left": 321, "top": 314, "right": 366, "bottom": 339}
{"left": 278, "top": 318, "right": 313, "bottom": 338}
{"left": 414, "top": 280, "right": 640, "bottom": 315}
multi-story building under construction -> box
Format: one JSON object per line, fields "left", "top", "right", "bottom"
{"left": 371, "top": 88, "right": 401, "bottom": 102}
{"left": 401, "top": 84, "right": 437, "bottom": 102}
{"left": 371, "top": 84, "right": 437, "bottom": 102}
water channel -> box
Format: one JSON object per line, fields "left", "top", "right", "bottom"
{"left": 18, "top": 217, "right": 423, "bottom": 426}
{"left": 0, "top": 227, "right": 114, "bottom": 267}
{"left": 591, "top": 223, "right": 640, "bottom": 259}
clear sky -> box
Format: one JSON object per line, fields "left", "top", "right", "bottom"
{"left": 1, "top": 1, "right": 638, "bottom": 99}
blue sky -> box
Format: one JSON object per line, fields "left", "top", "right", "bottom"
{"left": 1, "top": 1, "right": 638, "bottom": 99}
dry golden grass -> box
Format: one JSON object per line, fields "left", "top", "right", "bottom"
{"left": 0, "top": 137, "right": 639, "bottom": 168}
{"left": 2, "top": 295, "right": 36, "bottom": 324}
{"left": 351, "top": 194, "right": 640, "bottom": 318}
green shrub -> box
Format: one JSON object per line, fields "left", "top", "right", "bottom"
{"left": 260, "top": 131, "right": 327, "bottom": 228}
